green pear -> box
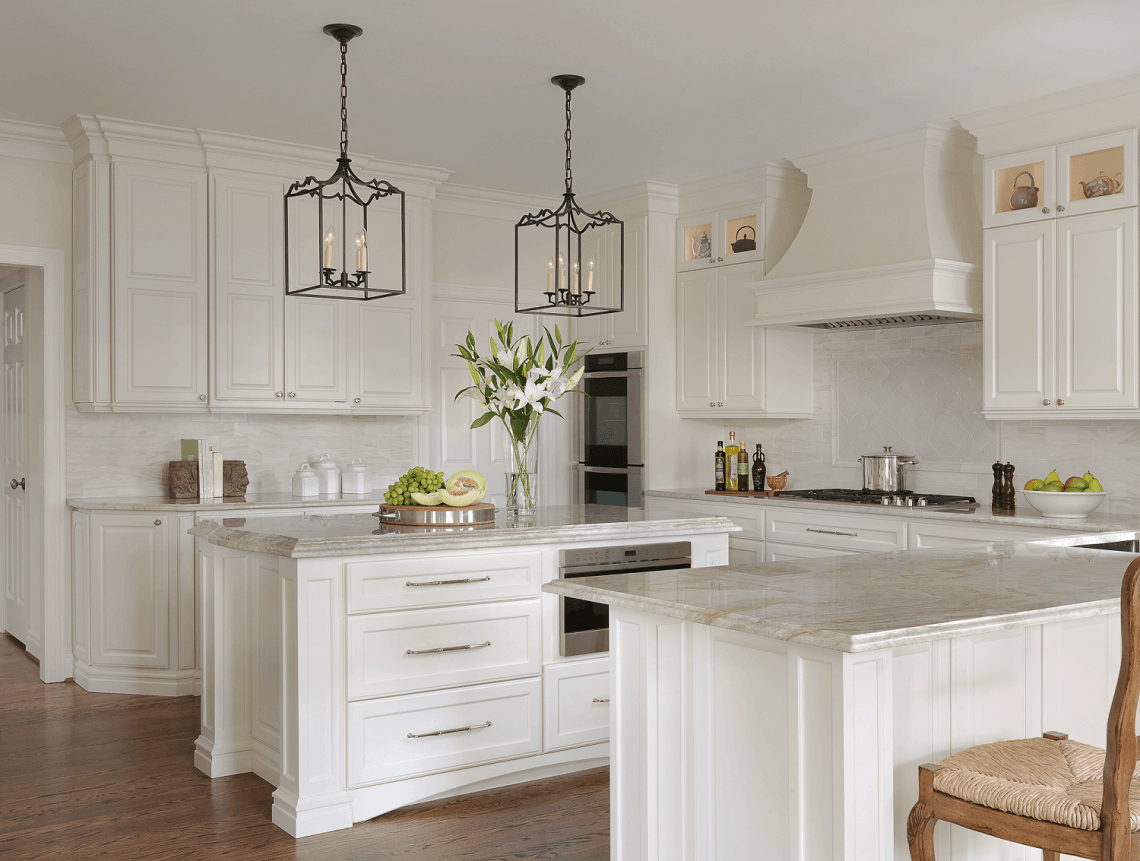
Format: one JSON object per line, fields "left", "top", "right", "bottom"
{"left": 1082, "top": 470, "right": 1096, "bottom": 483}
{"left": 1041, "top": 483, "right": 1063, "bottom": 492}
{"left": 1024, "top": 478, "right": 1045, "bottom": 491}
{"left": 1087, "top": 478, "right": 1104, "bottom": 493}
{"left": 1044, "top": 469, "right": 1061, "bottom": 484}
{"left": 1064, "top": 476, "right": 1089, "bottom": 491}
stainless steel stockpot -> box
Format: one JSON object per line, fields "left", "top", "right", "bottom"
{"left": 859, "top": 446, "right": 919, "bottom": 492}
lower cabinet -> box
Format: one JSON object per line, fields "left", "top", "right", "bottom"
{"left": 906, "top": 520, "right": 1060, "bottom": 548}
{"left": 764, "top": 542, "right": 858, "bottom": 562}
{"left": 543, "top": 657, "right": 611, "bottom": 751}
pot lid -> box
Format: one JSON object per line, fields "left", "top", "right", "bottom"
{"left": 862, "top": 446, "right": 916, "bottom": 460}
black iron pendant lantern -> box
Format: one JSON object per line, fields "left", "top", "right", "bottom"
{"left": 285, "top": 24, "right": 406, "bottom": 301}
{"left": 515, "top": 75, "right": 624, "bottom": 317}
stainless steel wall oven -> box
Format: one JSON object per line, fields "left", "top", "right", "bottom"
{"left": 573, "top": 351, "right": 644, "bottom": 508}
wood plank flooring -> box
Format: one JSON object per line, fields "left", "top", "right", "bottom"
{"left": 0, "top": 634, "right": 610, "bottom": 860}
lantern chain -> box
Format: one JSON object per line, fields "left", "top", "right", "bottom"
{"left": 564, "top": 86, "right": 573, "bottom": 193}
{"left": 339, "top": 37, "right": 350, "bottom": 158}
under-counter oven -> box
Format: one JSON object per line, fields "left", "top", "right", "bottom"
{"left": 573, "top": 351, "right": 644, "bottom": 508}
{"left": 558, "top": 541, "right": 691, "bottom": 657}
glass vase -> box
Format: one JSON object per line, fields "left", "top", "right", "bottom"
{"left": 502, "top": 417, "right": 540, "bottom": 518}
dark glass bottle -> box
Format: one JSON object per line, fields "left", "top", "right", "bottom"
{"left": 752, "top": 444, "right": 766, "bottom": 493}
{"left": 737, "top": 439, "right": 749, "bottom": 492}
{"left": 714, "top": 440, "right": 726, "bottom": 491}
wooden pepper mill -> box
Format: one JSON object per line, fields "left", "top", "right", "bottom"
{"left": 1000, "top": 462, "right": 1016, "bottom": 510}
{"left": 991, "top": 462, "right": 1003, "bottom": 508}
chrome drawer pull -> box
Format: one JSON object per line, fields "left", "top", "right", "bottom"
{"left": 408, "top": 721, "right": 491, "bottom": 739}
{"left": 406, "top": 575, "right": 492, "bottom": 587}
{"left": 407, "top": 641, "right": 491, "bottom": 656}
{"left": 592, "top": 697, "right": 610, "bottom": 704}
{"left": 805, "top": 528, "right": 858, "bottom": 537}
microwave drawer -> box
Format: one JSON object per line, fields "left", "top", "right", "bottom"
{"left": 765, "top": 510, "right": 905, "bottom": 552}
{"left": 346, "top": 549, "right": 542, "bottom": 613}
{"left": 347, "top": 678, "right": 542, "bottom": 786}
{"left": 348, "top": 600, "right": 542, "bottom": 700}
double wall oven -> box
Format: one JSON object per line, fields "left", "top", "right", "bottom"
{"left": 573, "top": 351, "right": 644, "bottom": 508}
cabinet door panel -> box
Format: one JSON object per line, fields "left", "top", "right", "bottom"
{"left": 213, "top": 174, "right": 285, "bottom": 403}
{"left": 984, "top": 221, "right": 1054, "bottom": 412}
{"left": 285, "top": 296, "right": 347, "bottom": 402}
{"left": 351, "top": 301, "right": 423, "bottom": 409}
{"left": 720, "top": 262, "right": 767, "bottom": 410}
{"left": 676, "top": 270, "right": 719, "bottom": 410}
{"left": 112, "top": 162, "right": 207, "bottom": 405}
{"left": 1056, "top": 209, "right": 1138, "bottom": 410}
{"left": 609, "top": 216, "right": 648, "bottom": 348}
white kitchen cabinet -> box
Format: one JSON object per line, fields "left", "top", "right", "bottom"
{"left": 677, "top": 204, "right": 765, "bottom": 271}
{"left": 111, "top": 161, "right": 209, "bottom": 409}
{"left": 71, "top": 510, "right": 197, "bottom": 696}
{"left": 573, "top": 215, "right": 649, "bottom": 350}
{"left": 983, "top": 130, "right": 1138, "bottom": 229}
{"left": 906, "top": 520, "right": 1059, "bottom": 549}
{"left": 764, "top": 542, "right": 858, "bottom": 561}
{"left": 543, "top": 657, "right": 611, "bottom": 751}
{"left": 347, "top": 295, "right": 425, "bottom": 410}
{"left": 644, "top": 495, "right": 765, "bottom": 563}
{"left": 983, "top": 207, "right": 1138, "bottom": 418}
{"left": 677, "top": 261, "right": 814, "bottom": 417}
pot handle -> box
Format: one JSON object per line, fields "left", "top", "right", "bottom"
{"left": 901, "top": 457, "right": 920, "bottom": 465}
{"left": 1114, "top": 171, "right": 1124, "bottom": 192}
{"left": 736, "top": 225, "right": 756, "bottom": 240}
{"left": 1012, "top": 170, "right": 1035, "bottom": 189}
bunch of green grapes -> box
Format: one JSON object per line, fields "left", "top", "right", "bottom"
{"left": 383, "top": 466, "right": 447, "bottom": 505}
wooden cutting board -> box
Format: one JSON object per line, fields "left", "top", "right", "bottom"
{"left": 377, "top": 502, "right": 495, "bottom": 512}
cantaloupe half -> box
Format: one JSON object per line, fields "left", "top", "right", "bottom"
{"left": 440, "top": 470, "right": 488, "bottom": 506}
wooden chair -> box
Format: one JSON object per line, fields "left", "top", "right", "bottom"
{"left": 908, "top": 556, "right": 1140, "bottom": 861}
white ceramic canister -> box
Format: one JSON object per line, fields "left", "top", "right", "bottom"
{"left": 291, "top": 463, "right": 320, "bottom": 497}
{"left": 312, "top": 453, "right": 341, "bottom": 494}
{"left": 341, "top": 457, "right": 373, "bottom": 494}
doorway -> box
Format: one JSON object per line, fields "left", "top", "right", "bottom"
{"left": 0, "top": 246, "right": 68, "bottom": 683}
{"left": 1, "top": 269, "right": 29, "bottom": 646}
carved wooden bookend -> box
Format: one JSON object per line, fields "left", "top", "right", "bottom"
{"left": 168, "top": 460, "right": 249, "bottom": 499}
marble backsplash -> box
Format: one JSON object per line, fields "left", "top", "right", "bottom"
{"left": 731, "top": 322, "right": 1140, "bottom": 522}
{"left": 65, "top": 406, "right": 417, "bottom": 498}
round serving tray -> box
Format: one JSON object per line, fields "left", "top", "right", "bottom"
{"left": 373, "top": 502, "right": 496, "bottom": 526}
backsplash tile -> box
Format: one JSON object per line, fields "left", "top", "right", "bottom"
{"left": 66, "top": 406, "right": 417, "bottom": 497}
{"left": 733, "top": 321, "right": 1139, "bottom": 519}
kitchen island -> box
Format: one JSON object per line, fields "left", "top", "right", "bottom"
{"left": 188, "top": 505, "right": 736, "bottom": 837}
{"left": 543, "top": 539, "right": 1140, "bottom": 861}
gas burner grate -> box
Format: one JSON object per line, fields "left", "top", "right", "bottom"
{"left": 773, "top": 488, "right": 978, "bottom": 509}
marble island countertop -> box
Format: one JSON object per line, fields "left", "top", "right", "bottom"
{"left": 543, "top": 538, "right": 1140, "bottom": 653}
{"left": 188, "top": 504, "right": 740, "bottom": 558}
{"left": 68, "top": 490, "right": 395, "bottom": 512}
{"left": 647, "top": 488, "right": 1139, "bottom": 532}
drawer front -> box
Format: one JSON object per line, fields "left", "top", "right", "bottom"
{"left": 347, "top": 678, "right": 542, "bottom": 786}
{"left": 646, "top": 497, "right": 763, "bottom": 540}
{"left": 728, "top": 537, "right": 765, "bottom": 565}
{"left": 907, "top": 521, "right": 1060, "bottom": 549}
{"left": 543, "top": 659, "right": 610, "bottom": 751}
{"left": 765, "top": 510, "right": 905, "bottom": 552}
{"left": 764, "top": 542, "right": 859, "bottom": 562}
{"left": 346, "top": 549, "right": 542, "bottom": 613}
{"left": 348, "top": 600, "right": 542, "bottom": 699}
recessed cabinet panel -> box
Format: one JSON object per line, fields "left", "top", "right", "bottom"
{"left": 122, "top": 288, "right": 202, "bottom": 394}
{"left": 1057, "top": 130, "right": 1138, "bottom": 217}
{"left": 351, "top": 301, "right": 422, "bottom": 409}
{"left": 984, "top": 221, "right": 1053, "bottom": 412}
{"left": 123, "top": 174, "right": 198, "bottom": 281}
{"left": 718, "top": 204, "right": 765, "bottom": 267}
{"left": 721, "top": 264, "right": 763, "bottom": 406}
{"left": 677, "top": 270, "right": 718, "bottom": 409}
{"left": 286, "top": 296, "right": 347, "bottom": 402}
{"left": 1056, "top": 208, "right": 1138, "bottom": 410}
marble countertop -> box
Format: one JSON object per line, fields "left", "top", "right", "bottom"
{"left": 543, "top": 538, "right": 1140, "bottom": 653}
{"left": 646, "top": 488, "right": 1138, "bottom": 532}
{"left": 188, "top": 504, "right": 740, "bottom": 558}
{"left": 68, "top": 491, "right": 392, "bottom": 512}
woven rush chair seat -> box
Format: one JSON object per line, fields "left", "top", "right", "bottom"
{"left": 932, "top": 736, "right": 1140, "bottom": 831}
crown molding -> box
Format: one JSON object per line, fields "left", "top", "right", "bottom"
{"left": 434, "top": 183, "right": 555, "bottom": 220}
{"left": 0, "top": 118, "right": 71, "bottom": 164}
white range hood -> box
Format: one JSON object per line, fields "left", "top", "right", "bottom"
{"left": 749, "top": 125, "right": 982, "bottom": 331}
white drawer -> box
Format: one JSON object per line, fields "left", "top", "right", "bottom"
{"left": 728, "top": 537, "right": 765, "bottom": 565}
{"left": 765, "top": 510, "right": 905, "bottom": 553}
{"left": 347, "top": 677, "right": 542, "bottom": 786}
{"left": 346, "top": 549, "right": 542, "bottom": 613}
{"left": 543, "top": 658, "right": 610, "bottom": 751}
{"left": 348, "top": 600, "right": 542, "bottom": 699}
{"left": 764, "top": 542, "right": 859, "bottom": 562}
{"left": 907, "top": 520, "right": 1060, "bottom": 549}
{"left": 646, "top": 497, "right": 763, "bottom": 540}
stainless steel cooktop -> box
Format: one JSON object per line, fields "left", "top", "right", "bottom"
{"left": 773, "top": 488, "right": 980, "bottom": 511}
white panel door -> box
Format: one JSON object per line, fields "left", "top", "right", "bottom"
{"left": 112, "top": 161, "right": 208, "bottom": 406}
{"left": 212, "top": 173, "right": 286, "bottom": 405}
{"left": 720, "top": 261, "right": 767, "bottom": 412}
{"left": 676, "top": 269, "right": 719, "bottom": 411}
{"left": 3, "top": 284, "right": 27, "bottom": 644}
{"left": 285, "top": 295, "right": 347, "bottom": 404}
{"left": 984, "top": 220, "right": 1054, "bottom": 412}
{"left": 1055, "top": 208, "right": 1138, "bottom": 410}
{"left": 609, "top": 215, "right": 648, "bottom": 349}
{"left": 350, "top": 299, "right": 424, "bottom": 411}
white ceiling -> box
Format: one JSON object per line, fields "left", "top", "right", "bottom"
{"left": 4, "top": 0, "right": 1140, "bottom": 196}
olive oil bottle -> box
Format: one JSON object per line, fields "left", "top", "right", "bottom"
{"left": 752, "top": 443, "right": 767, "bottom": 493}
{"left": 714, "top": 440, "right": 726, "bottom": 491}
{"left": 725, "top": 432, "right": 740, "bottom": 491}
{"left": 737, "top": 439, "right": 749, "bottom": 491}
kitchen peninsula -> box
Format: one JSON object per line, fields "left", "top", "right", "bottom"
{"left": 544, "top": 540, "right": 1140, "bottom": 861}
{"left": 188, "top": 505, "right": 736, "bottom": 837}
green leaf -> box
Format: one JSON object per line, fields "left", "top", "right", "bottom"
{"left": 546, "top": 406, "right": 564, "bottom": 419}
{"left": 510, "top": 412, "right": 529, "bottom": 442}
{"left": 469, "top": 412, "right": 494, "bottom": 430}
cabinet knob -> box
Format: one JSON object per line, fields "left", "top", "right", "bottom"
{"left": 710, "top": 402, "right": 715, "bottom": 408}
{"left": 1041, "top": 207, "right": 1050, "bottom": 214}
{"left": 1043, "top": 399, "right": 1052, "bottom": 405}
{"left": 10, "top": 478, "right": 23, "bottom": 490}
{"left": 288, "top": 392, "right": 296, "bottom": 398}
{"left": 1057, "top": 204, "right": 1065, "bottom": 212}
{"left": 154, "top": 519, "right": 162, "bottom": 526}
{"left": 198, "top": 394, "right": 206, "bottom": 401}
{"left": 276, "top": 392, "right": 284, "bottom": 398}
{"left": 353, "top": 397, "right": 361, "bottom": 404}
{"left": 1057, "top": 398, "right": 1065, "bottom": 406}
{"left": 717, "top": 402, "right": 723, "bottom": 407}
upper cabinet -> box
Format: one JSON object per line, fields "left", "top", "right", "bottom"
{"left": 983, "top": 130, "right": 1138, "bottom": 228}
{"left": 677, "top": 204, "right": 765, "bottom": 271}
{"left": 68, "top": 116, "right": 444, "bottom": 414}
{"left": 572, "top": 214, "right": 648, "bottom": 350}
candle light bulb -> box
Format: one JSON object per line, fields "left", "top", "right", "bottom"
{"left": 586, "top": 259, "right": 595, "bottom": 294}
{"left": 558, "top": 255, "right": 566, "bottom": 295}
{"left": 546, "top": 258, "right": 554, "bottom": 295}
{"left": 323, "top": 228, "right": 335, "bottom": 269}
{"left": 355, "top": 229, "right": 367, "bottom": 273}
{"left": 572, "top": 260, "right": 580, "bottom": 295}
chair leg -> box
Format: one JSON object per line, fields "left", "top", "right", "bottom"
{"left": 907, "top": 802, "right": 939, "bottom": 861}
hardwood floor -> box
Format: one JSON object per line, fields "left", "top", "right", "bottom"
{"left": 0, "top": 634, "right": 610, "bottom": 860}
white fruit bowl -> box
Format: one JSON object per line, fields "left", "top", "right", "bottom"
{"left": 1022, "top": 490, "right": 1108, "bottom": 519}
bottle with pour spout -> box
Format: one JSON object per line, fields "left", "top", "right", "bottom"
{"left": 725, "top": 432, "right": 740, "bottom": 491}
{"left": 752, "top": 444, "right": 767, "bottom": 494}
{"left": 714, "top": 441, "right": 726, "bottom": 491}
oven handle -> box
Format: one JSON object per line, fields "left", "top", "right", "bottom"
{"left": 577, "top": 465, "right": 643, "bottom": 474}
{"left": 560, "top": 561, "right": 691, "bottom": 577}
{"left": 582, "top": 369, "right": 644, "bottom": 380}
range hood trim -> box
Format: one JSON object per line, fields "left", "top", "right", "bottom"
{"left": 746, "top": 258, "right": 981, "bottom": 330}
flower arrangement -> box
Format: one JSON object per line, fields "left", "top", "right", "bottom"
{"left": 454, "top": 320, "right": 586, "bottom": 514}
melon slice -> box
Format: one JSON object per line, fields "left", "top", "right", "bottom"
{"left": 445, "top": 470, "right": 488, "bottom": 505}
{"left": 439, "top": 485, "right": 482, "bottom": 506}
{"left": 410, "top": 491, "right": 441, "bottom": 506}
